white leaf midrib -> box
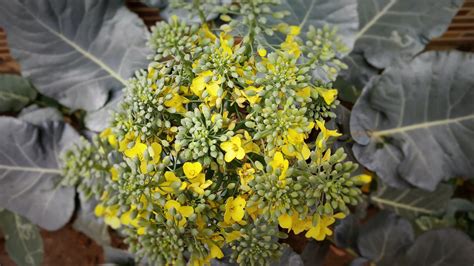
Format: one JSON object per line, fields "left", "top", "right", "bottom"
{"left": 371, "top": 195, "right": 435, "bottom": 215}
{"left": 356, "top": 0, "right": 397, "bottom": 39}
{"left": 0, "top": 165, "right": 61, "bottom": 175}
{"left": 371, "top": 113, "right": 474, "bottom": 137}
{"left": 22, "top": 4, "right": 127, "bottom": 86}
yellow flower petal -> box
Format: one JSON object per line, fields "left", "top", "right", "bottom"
{"left": 105, "top": 216, "right": 121, "bottom": 229}
{"left": 278, "top": 213, "right": 292, "bottom": 229}
{"left": 210, "top": 244, "right": 224, "bottom": 259}
{"left": 109, "top": 167, "right": 119, "bottom": 181}
{"left": 224, "top": 150, "right": 237, "bottom": 162}
{"left": 179, "top": 206, "right": 194, "bottom": 217}
{"left": 318, "top": 88, "right": 338, "bottom": 105}
{"left": 94, "top": 204, "right": 105, "bottom": 216}
{"left": 355, "top": 174, "right": 372, "bottom": 184}
{"left": 183, "top": 162, "right": 202, "bottom": 179}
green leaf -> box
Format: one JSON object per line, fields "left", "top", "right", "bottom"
{"left": 84, "top": 91, "right": 123, "bottom": 132}
{"left": 357, "top": 211, "right": 414, "bottom": 265}
{"left": 0, "top": 117, "right": 79, "bottom": 230}
{"left": 334, "top": 215, "right": 359, "bottom": 249}
{"left": 274, "top": 247, "right": 303, "bottom": 266}
{"left": 0, "top": 74, "right": 37, "bottom": 113}
{"left": 161, "top": 0, "right": 221, "bottom": 23}
{"left": 336, "top": 0, "right": 463, "bottom": 102}
{"left": 0, "top": 0, "right": 150, "bottom": 111}
{"left": 351, "top": 51, "right": 474, "bottom": 190}
{"left": 334, "top": 52, "right": 379, "bottom": 103}
{"left": 19, "top": 105, "right": 64, "bottom": 126}
{"left": 300, "top": 240, "right": 330, "bottom": 266}
{"left": 400, "top": 228, "right": 474, "bottom": 265}
{"left": 270, "top": 0, "right": 359, "bottom": 50}
{"left": 371, "top": 183, "right": 454, "bottom": 220}
{"left": 355, "top": 0, "right": 463, "bottom": 69}
{"left": 0, "top": 209, "right": 43, "bottom": 266}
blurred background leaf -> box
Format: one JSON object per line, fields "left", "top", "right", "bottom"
{"left": 336, "top": 0, "right": 464, "bottom": 103}
{"left": 269, "top": 0, "right": 359, "bottom": 51}
{"left": 0, "top": 209, "right": 43, "bottom": 266}
{"left": 371, "top": 183, "right": 454, "bottom": 220}
{"left": 351, "top": 51, "right": 474, "bottom": 190}
{"left": 0, "top": 74, "right": 36, "bottom": 113}
{"left": 0, "top": 0, "right": 150, "bottom": 111}
{"left": 0, "top": 118, "right": 78, "bottom": 230}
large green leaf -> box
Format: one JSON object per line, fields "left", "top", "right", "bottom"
{"left": 0, "top": 117, "right": 78, "bottom": 230}
{"left": 371, "top": 183, "right": 454, "bottom": 220}
{"left": 400, "top": 229, "right": 474, "bottom": 265}
{"left": 84, "top": 91, "right": 123, "bottom": 132}
{"left": 334, "top": 52, "right": 379, "bottom": 103}
{"left": 0, "top": 74, "right": 37, "bottom": 113}
{"left": 19, "top": 105, "right": 64, "bottom": 126}
{"left": 0, "top": 209, "right": 43, "bottom": 266}
{"left": 336, "top": 0, "right": 463, "bottom": 102}
{"left": 357, "top": 211, "right": 414, "bottom": 265}
{"left": 355, "top": 0, "right": 463, "bottom": 68}
{"left": 351, "top": 51, "right": 474, "bottom": 190}
{"left": 0, "top": 0, "right": 149, "bottom": 111}
{"left": 352, "top": 211, "right": 474, "bottom": 266}
{"left": 270, "top": 0, "right": 358, "bottom": 50}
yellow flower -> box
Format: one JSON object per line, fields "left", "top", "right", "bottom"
{"left": 220, "top": 136, "right": 246, "bottom": 162}
{"left": 183, "top": 162, "right": 203, "bottom": 179}
{"left": 120, "top": 204, "right": 148, "bottom": 235}
{"left": 183, "top": 162, "right": 212, "bottom": 194}
{"left": 278, "top": 212, "right": 312, "bottom": 235}
{"left": 190, "top": 70, "right": 224, "bottom": 107}
{"left": 224, "top": 196, "right": 246, "bottom": 224}
{"left": 99, "top": 128, "right": 117, "bottom": 148}
{"left": 287, "top": 128, "right": 305, "bottom": 145}
{"left": 109, "top": 167, "right": 119, "bottom": 181}
{"left": 149, "top": 142, "right": 162, "bottom": 165}
{"left": 354, "top": 174, "right": 372, "bottom": 184}
{"left": 191, "top": 70, "right": 212, "bottom": 97}
{"left": 316, "top": 87, "right": 338, "bottom": 105}
{"left": 242, "top": 131, "right": 260, "bottom": 154}
{"left": 206, "top": 235, "right": 225, "bottom": 259}
{"left": 219, "top": 32, "right": 233, "bottom": 56}
{"left": 289, "top": 25, "right": 301, "bottom": 35}
{"left": 296, "top": 87, "right": 311, "bottom": 99}
{"left": 158, "top": 171, "right": 187, "bottom": 194}
{"left": 305, "top": 213, "right": 345, "bottom": 241}
{"left": 238, "top": 163, "right": 255, "bottom": 191}
{"left": 281, "top": 26, "right": 301, "bottom": 58}
{"left": 164, "top": 200, "right": 194, "bottom": 227}
{"left": 225, "top": 231, "right": 242, "bottom": 242}
{"left": 316, "top": 148, "right": 332, "bottom": 165}
{"left": 200, "top": 23, "right": 217, "bottom": 41}
{"left": 118, "top": 131, "right": 135, "bottom": 152}
{"left": 315, "top": 120, "right": 342, "bottom": 149}
{"left": 270, "top": 152, "right": 289, "bottom": 180}
{"left": 257, "top": 47, "right": 267, "bottom": 57}
{"left": 94, "top": 204, "right": 121, "bottom": 229}
{"left": 124, "top": 136, "right": 148, "bottom": 174}
{"left": 242, "top": 86, "right": 263, "bottom": 105}
{"left": 164, "top": 94, "right": 189, "bottom": 113}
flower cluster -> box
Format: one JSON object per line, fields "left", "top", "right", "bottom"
{"left": 62, "top": 4, "right": 369, "bottom": 266}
